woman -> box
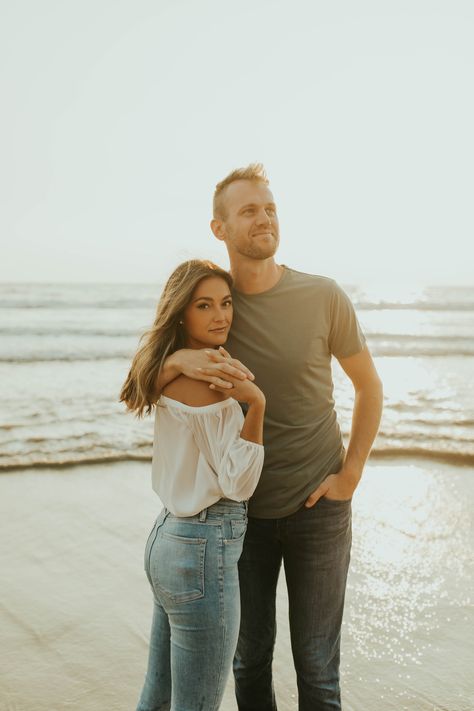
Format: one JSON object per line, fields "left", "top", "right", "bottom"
{"left": 120, "top": 259, "right": 265, "bottom": 711}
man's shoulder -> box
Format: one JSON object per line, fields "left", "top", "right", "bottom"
{"left": 284, "top": 266, "right": 338, "bottom": 293}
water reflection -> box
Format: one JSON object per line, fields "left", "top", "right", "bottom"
{"left": 342, "top": 461, "right": 474, "bottom": 710}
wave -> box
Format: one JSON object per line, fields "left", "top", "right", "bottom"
{"left": 0, "top": 328, "right": 142, "bottom": 337}
{"left": 368, "top": 333, "right": 473, "bottom": 344}
{"left": 1, "top": 285, "right": 474, "bottom": 314}
{"left": 2, "top": 299, "right": 474, "bottom": 313}
{"left": 355, "top": 301, "right": 474, "bottom": 312}
{"left": 1, "top": 443, "right": 473, "bottom": 473}
{"left": 2, "top": 329, "right": 473, "bottom": 342}
{"left": 3, "top": 345, "right": 474, "bottom": 363}
{"left": 0, "top": 452, "right": 152, "bottom": 472}
{"left": 0, "top": 354, "right": 133, "bottom": 363}
{"left": 369, "top": 447, "right": 474, "bottom": 466}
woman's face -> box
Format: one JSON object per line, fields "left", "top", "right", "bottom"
{"left": 182, "top": 276, "right": 233, "bottom": 349}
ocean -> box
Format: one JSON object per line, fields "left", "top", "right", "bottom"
{"left": 1, "top": 281, "right": 473, "bottom": 471}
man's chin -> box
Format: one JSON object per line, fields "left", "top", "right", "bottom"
{"left": 238, "top": 244, "right": 279, "bottom": 260}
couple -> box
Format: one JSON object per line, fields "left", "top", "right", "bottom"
{"left": 121, "top": 164, "right": 383, "bottom": 711}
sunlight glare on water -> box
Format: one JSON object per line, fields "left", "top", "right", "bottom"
{"left": 342, "top": 462, "right": 474, "bottom": 711}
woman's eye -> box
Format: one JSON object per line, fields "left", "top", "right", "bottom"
{"left": 197, "top": 303, "right": 209, "bottom": 309}
{"left": 223, "top": 300, "right": 232, "bottom": 307}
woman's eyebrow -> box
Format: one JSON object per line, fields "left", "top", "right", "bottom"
{"left": 191, "top": 294, "right": 232, "bottom": 303}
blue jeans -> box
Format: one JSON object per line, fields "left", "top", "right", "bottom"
{"left": 136, "top": 499, "right": 248, "bottom": 711}
{"left": 233, "top": 497, "right": 352, "bottom": 711}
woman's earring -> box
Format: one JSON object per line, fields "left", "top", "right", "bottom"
{"left": 179, "top": 320, "right": 184, "bottom": 325}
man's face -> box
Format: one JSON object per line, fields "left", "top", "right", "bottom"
{"left": 217, "top": 180, "right": 280, "bottom": 260}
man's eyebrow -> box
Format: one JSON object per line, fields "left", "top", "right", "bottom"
{"left": 238, "top": 202, "right": 276, "bottom": 212}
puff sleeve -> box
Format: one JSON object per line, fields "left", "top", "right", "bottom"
{"left": 176, "top": 404, "right": 264, "bottom": 501}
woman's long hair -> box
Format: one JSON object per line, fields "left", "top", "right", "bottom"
{"left": 120, "top": 260, "right": 233, "bottom": 417}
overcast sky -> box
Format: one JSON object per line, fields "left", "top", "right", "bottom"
{"left": 1, "top": 0, "right": 473, "bottom": 287}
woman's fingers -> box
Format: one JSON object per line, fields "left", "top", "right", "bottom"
{"left": 200, "top": 349, "right": 255, "bottom": 381}
{"left": 199, "top": 363, "right": 249, "bottom": 380}
{"left": 205, "top": 349, "right": 228, "bottom": 362}
{"left": 218, "top": 346, "right": 232, "bottom": 359}
{"left": 208, "top": 377, "right": 234, "bottom": 389}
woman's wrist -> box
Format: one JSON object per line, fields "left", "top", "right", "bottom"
{"left": 246, "top": 393, "right": 266, "bottom": 408}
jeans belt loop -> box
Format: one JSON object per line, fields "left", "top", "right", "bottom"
{"left": 199, "top": 507, "right": 208, "bottom": 522}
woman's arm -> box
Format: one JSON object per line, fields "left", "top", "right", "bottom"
{"left": 154, "top": 348, "right": 255, "bottom": 399}
{"left": 165, "top": 375, "right": 266, "bottom": 501}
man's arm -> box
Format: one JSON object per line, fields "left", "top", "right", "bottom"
{"left": 305, "top": 345, "right": 383, "bottom": 506}
{"left": 154, "top": 347, "right": 254, "bottom": 400}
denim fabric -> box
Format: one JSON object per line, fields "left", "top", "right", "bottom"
{"left": 233, "top": 497, "right": 352, "bottom": 711}
{"left": 136, "top": 499, "right": 248, "bottom": 711}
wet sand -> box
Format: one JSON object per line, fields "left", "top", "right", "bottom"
{"left": 1, "top": 459, "right": 473, "bottom": 711}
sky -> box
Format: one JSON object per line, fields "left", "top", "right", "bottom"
{"left": 1, "top": 0, "right": 473, "bottom": 287}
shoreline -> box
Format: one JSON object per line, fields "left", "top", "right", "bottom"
{"left": 2, "top": 446, "right": 474, "bottom": 474}
{"left": 1, "top": 458, "right": 473, "bottom": 710}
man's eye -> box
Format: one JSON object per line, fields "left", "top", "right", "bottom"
{"left": 266, "top": 208, "right": 275, "bottom": 216}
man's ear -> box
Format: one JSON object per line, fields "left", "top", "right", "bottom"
{"left": 210, "top": 218, "right": 225, "bottom": 242}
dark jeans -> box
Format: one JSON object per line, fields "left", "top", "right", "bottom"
{"left": 233, "top": 497, "right": 352, "bottom": 711}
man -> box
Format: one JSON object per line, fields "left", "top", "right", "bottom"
{"left": 157, "top": 164, "right": 383, "bottom": 710}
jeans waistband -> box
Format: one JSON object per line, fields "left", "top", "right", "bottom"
{"left": 164, "top": 499, "right": 248, "bottom": 522}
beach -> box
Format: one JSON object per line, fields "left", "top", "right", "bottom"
{"left": 1, "top": 281, "right": 473, "bottom": 709}
{"left": 1, "top": 457, "right": 473, "bottom": 711}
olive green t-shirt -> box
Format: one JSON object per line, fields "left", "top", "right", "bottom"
{"left": 225, "top": 266, "right": 366, "bottom": 519}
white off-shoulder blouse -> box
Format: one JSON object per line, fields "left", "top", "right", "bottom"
{"left": 151, "top": 395, "right": 265, "bottom": 517}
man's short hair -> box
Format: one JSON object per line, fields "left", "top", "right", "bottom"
{"left": 213, "top": 163, "right": 269, "bottom": 219}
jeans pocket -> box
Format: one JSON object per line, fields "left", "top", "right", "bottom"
{"left": 319, "top": 496, "right": 352, "bottom": 506}
{"left": 151, "top": 532, "right": 207, "bottom": 604}
{"left": 226, "top": 518, "right": 247, "bottom": 543}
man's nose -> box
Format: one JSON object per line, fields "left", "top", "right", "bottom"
{"left": 256, "top": 208, "right": 272, "bottom": 224}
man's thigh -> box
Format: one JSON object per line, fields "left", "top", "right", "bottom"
{"left": 282, "top": 498, "right": 352, "bottom": 660}
{"left": 236, "top": 516, "right": 283, "bottom": 656}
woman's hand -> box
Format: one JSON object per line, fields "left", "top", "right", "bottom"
{"left": 208, "top": 353, "right": 265, "bottom": 444}
{"left": 212, "top": 375, "right": 265, "bottom": 406}
{"left": 209, "top": 347, "right": 264, "bottom": 404}
{"left": 171, "top": 347, "right": 254, "bottom": 390}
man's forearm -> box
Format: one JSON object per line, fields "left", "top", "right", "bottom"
{"left": 342, "top": 379, "right": 383, "bottom": 482}
{"left": 305, "top": 362, "right": 383, "bottom": 507}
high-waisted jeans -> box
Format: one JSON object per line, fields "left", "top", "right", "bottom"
{"left": 136, "top": 499, "right": 248, "bottom": 711}
{"left": 233, "top": 497, "right": 352, "bottom": 711}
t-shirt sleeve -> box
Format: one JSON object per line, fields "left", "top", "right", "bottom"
{"left": 182, "top": 408, "right": 264, "bottom": 502}
{"left": 328, "top": 281, "right": 366, "bottom": 358}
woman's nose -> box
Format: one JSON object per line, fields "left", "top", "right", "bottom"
{"left": 213, "top": 308, "right": 227, "bottom": 322}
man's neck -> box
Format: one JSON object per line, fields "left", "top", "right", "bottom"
{"left": 230, "top": 257, "right": 284, "bottom": 295}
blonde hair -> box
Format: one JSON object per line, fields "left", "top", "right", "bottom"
{"left": 213, "top": 162, "right": 269, "bottom": 219}
{"left": 120, "top": 259, "right": 233, "bottom": 417}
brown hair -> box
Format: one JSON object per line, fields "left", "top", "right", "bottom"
{"left": 213, "top": 162, "right": 269, "bottom": 219}
{"left": 119, "top": 259, "right": 233, "bottom": 417}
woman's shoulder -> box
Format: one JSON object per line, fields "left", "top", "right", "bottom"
{"left": 162, "top": 374, "right": 229, "bottom": 408}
